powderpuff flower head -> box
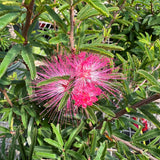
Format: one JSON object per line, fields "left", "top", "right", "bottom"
{"left": 32, "top": 52, "right": 122, "bottom": 122}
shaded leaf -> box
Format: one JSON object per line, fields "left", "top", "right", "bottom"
{"left": 0, "top": 45, "right": 21, "bottom": 79}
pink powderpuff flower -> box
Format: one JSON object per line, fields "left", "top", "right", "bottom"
{"left": 33, "top": 55, "right": 76, "bottom": 122}
{"left": 72, "top": 52, "right": 121, "bottom": 107}
{"left": 33, "top": 52, "right": 122, "bottom": 122}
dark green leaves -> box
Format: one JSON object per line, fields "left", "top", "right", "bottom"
{"left": 21, "top": 45, "right": 36, "bottom": 80}
{"left": 0, "top": 45, "right": 21, "bottom": 79}
{"left": 85, "top": 0, "right": 109, "bottom": 17}
{"left": 0, "top": 12, "right": 20, "bottom": 31}
{"left": 137, "top": 70, "right": 159, "bottom": 86}
{"left": 37, "top": 75, "right": 70, "bottom": 86}
{"left": 45, "top": 5, "right": 67, "bottom": 33}
{"left": 64, "top": 121, "right": 85, "bottom": 150}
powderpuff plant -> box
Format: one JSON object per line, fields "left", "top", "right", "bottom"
{"left": 32, "top": 52, "right": 122, "bottom": 122}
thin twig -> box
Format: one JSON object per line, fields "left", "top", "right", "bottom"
{"left": 0, "top": 88, "right": 13, "bottom": 107}
{"left": 114, "top": 93, "right": 160, "bottom": 119}
{"left": 107, "top": 0, "right": 126, "bottom": 29}
{"left": 105, "top": 131, "right": 158, "bottom": 160}
{"left": 70, "top": 0, "right": 75, "bottom": 54}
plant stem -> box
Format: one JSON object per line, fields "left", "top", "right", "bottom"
{"left": 0, "top": 88, "right": 13, "bottom": 107}
{"left": 114, "top": 93, "right": 160, "bottom": 119}
{"left": 22, "top": 0, "right": 35, "bottom": 45}
{"left": 105, "top": 131, "right": 158, "bottom": 160}
{"left": 70, "top": 0, "right": 75, "bottom": 54}
{"left": 107, "top": 0, "right": 126, "bottom": 29}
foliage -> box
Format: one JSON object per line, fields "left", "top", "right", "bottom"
{"left": 0, "top": 0, "right": 160, "bottom": 159}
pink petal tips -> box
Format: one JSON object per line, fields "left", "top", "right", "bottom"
{"left": 32, "top": 52, "right": 122, "bottom": 121}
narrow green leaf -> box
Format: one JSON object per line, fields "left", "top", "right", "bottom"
{"left": 27, "top": 117, "right": 34, "bottom": 145}
{"left": 0, "top": 45, "right": 21, "bottom": 79}
{"left": 86, "top": 107, "right": 97, "bottom": 123}
{"left": 100, "top": 121, "right": 107, "bottom": 135}
{"left": 58, "top": 92, "right": 69, "bottom": 111}
{"left": 35, "top": 152, "right": 56, "bottom": 159}
{"left": 18, "top": 134, "right": 27, "bottom": 160}
{"left": 0, "top": 12, "right": 20, "bottom": 31}
{"left": 81, "top": 43, "right": 124, "bottom": 51}
{"left": 44, "top": 138, "right": 62, "bottom": 149}
{"left": 0, "top": 126, "right": 10, "bottom": 133}
{"left": 93, "top": 104, "right": 115, "bottom": 117}
{"left": 24, "top": 105, "right": 36, "bottom": 117}
{"left": 90, "top": 129, "right": 97, "bottom": 155}
{"left": 95, "top": 142, "right": 107, "bottom": 160}
{"left": 106, "top": 121, "right": 112, "bottom": 137}
{"left": 8, "top": 135, "right": 17, "bottom": 160}
{"left": 21, "top": 45, "right": 36, "bottom": 80}
{"left": 80, "top": 46, "right": 114, "bottom": 57}
{"left": 85, "top": 0, "right": 109, "bottom": 17}
{"left": 51, "top": 123, "right": 64, "bottom": 148}
{"left": 37, "top": 75, "right": 70, "bottom": 86}
{"left": 137, "top": 70, "right": 159, "bottom": 86}
{"left": 66, "top": 150, "right": 86, "bottom": 160}
{"left": 147, "top": 135, "right": 160, "bottom": 147}
{"left": 77, "top": 4, "right": 99, "bottom": 20}
{"left": 64, "top": 121, "right": 85, "bottom": 150}
{"left": 21, "top": 107, "right": 28, "bottom": 129}
{"left": 140, "top": 109, "right": 160, "bottom": 128}
{"left": 45, "top": 5, "right": 67, "bottom": 33}
{"left": 149, "top": 85, "right": 160, "bottom": 93}
{"left": 28, "top": 127, "right": 37, "bottom": 160}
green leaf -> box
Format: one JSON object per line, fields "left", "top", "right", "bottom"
{"left": 85, "top": 0, "right": 109, "bottom": 17}
{"left": 8, "top": 135, "right": 17, "bottom": 160}
{"left": 64, "top": 121, "right": 85, "bottom": 150}
{"left": 27, "top": 117, "right": 34, "bottom": 145}
{"left": 45, "top": 5, "right": 67, "bottom": 33}
{"left": 35, "top": 152, "right": 56, "bottom": 159}
{"left": 21, "top": 107, "right": 28, "bottom": 129}
{"left": 0, "top": 126, "right": 10, "bottom": 133}
{"left": 95, "top": 142, "right": 107, "bottom": 160}
{"left": 149, "top": 85, "right": 160, "bottom": 93}
{"left": 28, "top": 127, "right": 37, "bottom": 160}
{"left": 140, "top": 108, "right": 160, "bottom": 128}
{"left": 106, "top": 121, "right": 112, "bottom": 137}
{"left": 66, "top": 150, "right": 87, "bottom": 160}
{"left": 90, "top": 129, "right": 97, "bottom": 155}
{"left": 81, "top": 43, "right": 124, "bottom": 51}
{"left": 44, "top": 138, "right": 62, "bottom": 149}
{"left": 58, "top": 92, "right": 69, "bottom": 111}
{"left": 0, "top": 45, "right": 21, "bottom": 79}
{"left": 49, "top": 35, "right": 68, "bottom": 44}
{"left": 100, "top": 121, "right": 107, "bottom": 135}
{"left": 0, "top": 12, "right": 20, "bottom": 31}
{"left": 18, "top": 133, "right": 27, "bottom": 160}
{"left": 21, "top": 45, "right": 36, "bottom": 80}
{"left": 37, "top": 75, "right": 70, "bottom": 86}
{"left": 86, "top": 107, "right": 97, "bottom": 124}
{"left": 51, "top": 123, "right": 64, "bottom": 148}
{"left": 93, "top": 104, "right": 115, "bottom": 117}
{"left": 77, "top": 4, "right": 99, "bottom": 20}
{"left": 24, "top": 105, "right": 36, "bottom": 117}
{"left": 137, "top": 69, "right": 159, "bottom": 86}
{"left": 80, "top": 45, "right": 114, "bottom": 57}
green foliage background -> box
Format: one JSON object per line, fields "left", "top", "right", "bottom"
{"left": 0, "top": 0, "right": 160, "bottom": 159}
